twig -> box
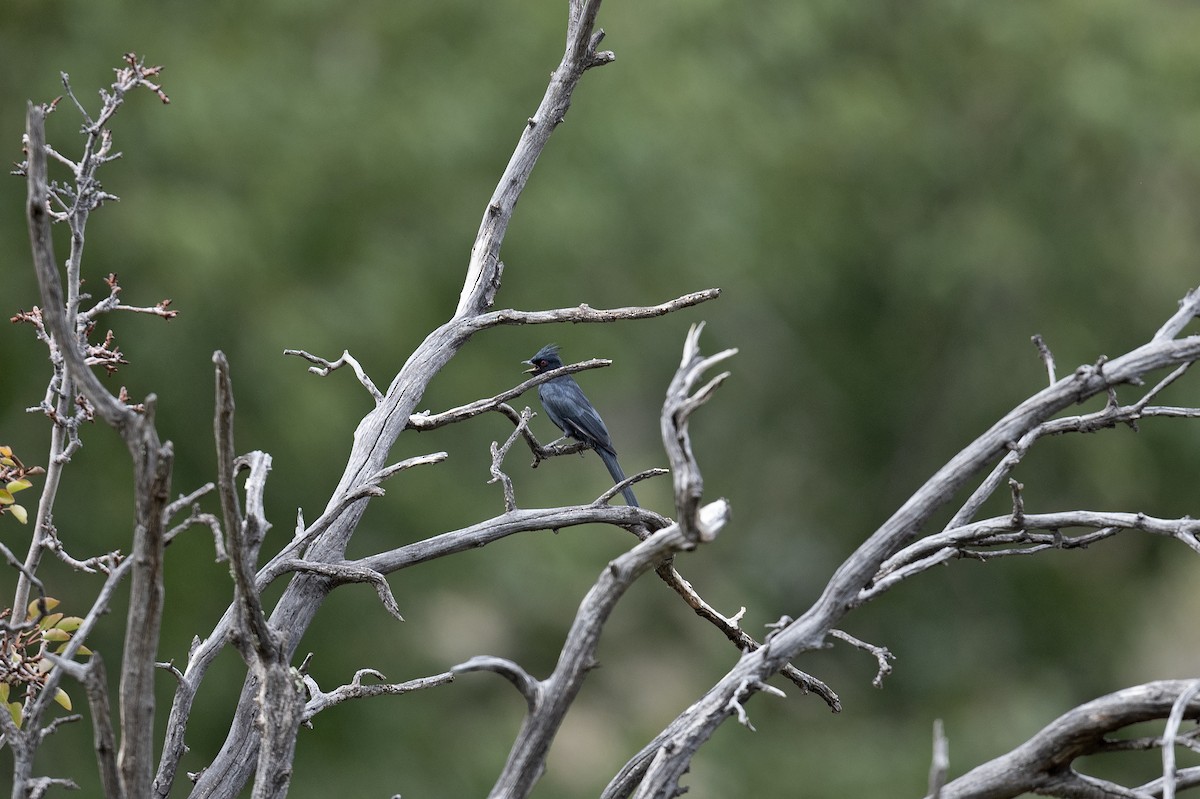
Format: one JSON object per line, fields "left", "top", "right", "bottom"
{"left": 467, "top": 289, "right": 722, "bottom": 333}
{"left": 594, "top": 468, "right": 668, "bottom": 507}
{"left": 301, "top": 668, "right": 454, "bottom": 725}
{"left": 829, "top": 629, "right": 894, "bottom": 688}
{"left": 654, "top": 562, "right": 839, "bottom": 709}
{"left": 488, "top": 407, "right": 534, "bottom": 511}
{"left": 283, "top": 349, "right": 383, "bottom": 405}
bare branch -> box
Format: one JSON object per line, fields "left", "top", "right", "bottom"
{"left": 489, "top": 407, "right": 534, "bottom": 511}
{"left": 1138, "top": 767, "right": 1200, "bottom": 797}
{"left": 662, "top": 322, "right": 737, "bottom": 544}
{"left": 301, "top": 668, "right": 454, "bottom": 725}
{"left": 468, "top": 289, "right": 722, "bottom": 332}
{"left": 654, "top": 563, "right": 839, "bottom": 709}
{"left": 829, "top": 629, "right": 895, "bottom": 688}
{"left": 45, "top": 652, "right": 120, "bottom": 797}
{"left": 163, "top": 507, "right": 225, "bottom": 562}
{"left": 453, "top": 657, "right": 539, "bottom": 711}
{"left": 1031, "top": 334, "right": 1057, "bottom": 385}
{"left": 930, "top": 681, "right": 1200, "bottom": 799}
{"left": 163, "top": 482, "right": 215, "bottom": 524}
{"left": 25, "top": 777, "right": 80, "bottom": 798}
{"left": 865, "top": 510, "right": 1200, "bottom": 603}
{"left": 485, "top": 509, "right": 726, "bottom": 798}
{"left": 356, "top": 504, "right": 669, "bottom": 576}
{"left": 455, "top": 0, "right": 613, "bottom": 319}
{"left": 277, "top": 560, "right": 404, "bottom": 622}
{"left": 27, "top": 97, "right": 175, "bottom": 797}
{"left": 1161, "top": 679, "right": 1200, "bottom": 799}
{"left": 594, "top": 468, "right": 668, "bottom": 507}
{"left": 725, "top": 678, "right": 785, "bottom": 732}
{"left": 283, "top": 348, "right": 383, "bottom": 404}
{"left": 213, "top": 351, "right": 244, "bottom": 551}
{"left": 1153, "top": 286, "right": 1200, "bottom": 341}
{"left": 224, "top": 450, "right": 277, "bottom": 663}
{"left": 618, "top": 288, "right": 1200, "bottom": 799}
{"left": 946, "top": 362, "right": 1200, "bottom": 533}
{"left": 407, "top": 358, "right": 610, "bottom": 432}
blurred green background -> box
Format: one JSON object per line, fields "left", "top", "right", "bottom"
{"left": 3, "top": 0, "right": 1200, "bottom": 796}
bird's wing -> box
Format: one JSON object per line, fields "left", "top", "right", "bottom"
{"left": 540, "top": 378, "right": 617, "bottom": 453}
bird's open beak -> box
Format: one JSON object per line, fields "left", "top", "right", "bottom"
{"left": 522, "top": 360, "right": 536, "bottom": 374}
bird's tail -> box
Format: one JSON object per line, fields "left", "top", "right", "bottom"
{"left": 596, "top": 447, "right": 639, "bottom": 507}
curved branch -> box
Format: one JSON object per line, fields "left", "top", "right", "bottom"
{"left": 930, "top": 681, "right": 1200, "bottom": 799}
{"left": 283, "top": 348, "right": 383, "bottom": 404}
{"left": 278, "top": 560, "right": 404, "bottom": 622}
{"left": 453, "top": 657, "right": 540, "bottom": 712}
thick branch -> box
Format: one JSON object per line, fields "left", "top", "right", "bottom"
{"left": 930, "top": 681, "right": 1200, "bottom": 799}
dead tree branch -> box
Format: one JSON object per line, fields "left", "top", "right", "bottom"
{"left": 605, "top": 288, "right": 1200, "bottom": 799}
{"left": 928, "top": 681, "right": 1200, "bottom": 799}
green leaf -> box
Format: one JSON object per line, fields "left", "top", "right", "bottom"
{"left": 27, "top": 597, "right": 59, "bottom": 621}
{"left": 42, "top": 628, "right": 70, "bottom": 642}
{"left": 6, "top": 701, "right": 21, "bottom": 728}
{"left": 10, "top": 505, "right": 27, "bottom": 524}
{"left": 6, "top": 479, "right": 32, "bottom": 494}
{"left": 53, "top": 688, "right": 72, "bottom": 711}
{"left": 0, "top": 489, "right": 12, "bottom": 505}
{"left": 38, "top": 612, "right": 63, "bottom": 630}
{"left": 54, "top": 616, "right": 83, "bottom": 632}
{"left": 0, "top": 683, "right": 9, "bottom": 703}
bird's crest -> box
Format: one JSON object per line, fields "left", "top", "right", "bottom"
{"left": 530, "top": 343, "right": 560, "bottom": 362}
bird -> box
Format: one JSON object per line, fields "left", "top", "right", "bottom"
{"left": 523, "top": 344, "right": 639, "bottom": 507}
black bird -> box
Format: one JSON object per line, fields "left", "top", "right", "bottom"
{"left": 523, "top": 344, "right": 639, "bottom": 507}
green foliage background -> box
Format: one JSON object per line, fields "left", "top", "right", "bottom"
{"left": 2, "top": 1, "right": 1200, "bottom": 796}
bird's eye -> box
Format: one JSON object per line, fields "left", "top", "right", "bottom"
{"left": 538, "top": 360, "right": 547, "bottom": 367}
